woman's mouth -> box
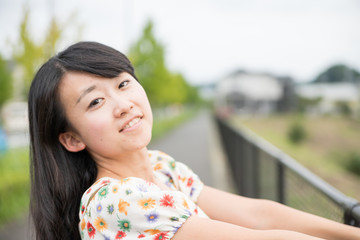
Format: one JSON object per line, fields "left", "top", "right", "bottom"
{"left": 120, "top": 117, "right": 142, "bottom": 132}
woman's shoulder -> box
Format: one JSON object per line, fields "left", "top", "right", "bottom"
{"left": 82, "top": 176, "right": 156, "bottom": 196}
{"left": 148, "top": 149, "right": 177, "bottom": 171}
{"left": 148, "top": 150, "right": 175, "bottom": 163}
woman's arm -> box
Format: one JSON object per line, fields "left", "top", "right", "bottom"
{"left": 172, "top": 215, "right": 323, "bottom": 240}
{"left": 197, "top": 186, "right": 360, "bottom": 240}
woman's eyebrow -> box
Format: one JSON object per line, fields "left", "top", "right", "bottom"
{"left": 76, "top": 85, "right": 96, "bottom": 105}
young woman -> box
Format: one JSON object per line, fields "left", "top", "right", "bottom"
{"left": 28, "top": 41, "right": 359, "bottom": 240}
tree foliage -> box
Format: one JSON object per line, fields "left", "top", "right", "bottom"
{"left": 11, "top": 7, "right": 80, "bottom": 97}
{"left": 0, "top": 54, "right": 12, "bottom": 107}
{"left": 313, "top": 64, "right": 360, "bottom": 84}
{"left": 128, "top": 21, "right": 199, "bottom": 107}
{"left": 12, "top": 8, "right": 44, "bottom": 97}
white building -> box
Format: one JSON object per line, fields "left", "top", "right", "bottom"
{"left": 296, "top": 82, "right": 360, "bottom": 115}
{"left": 1, "top": 101, "right": 29, "bottom": 148}
{"left": 215, "top": 71, "right": 295, "bottom": 116}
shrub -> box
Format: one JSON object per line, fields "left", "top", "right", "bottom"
{"left": 343, "top": 152, "right": 360, "bottom": 176}
{"left": 287, "top": 121, "right": 307, "bottom": 144}
{"left": 335, "top": 101, "right": 352, "bottom": 117}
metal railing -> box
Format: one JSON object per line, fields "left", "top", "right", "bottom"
{"left": 215, "top": 115, "right": 360, "bottom": 227}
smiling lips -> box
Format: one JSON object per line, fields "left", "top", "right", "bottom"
{"left": 120, "top": 117, "right": 142, "bottom": 132}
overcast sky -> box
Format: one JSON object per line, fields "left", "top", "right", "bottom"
{"left": 1, "top": 0, "right": 359, "bottom": 85}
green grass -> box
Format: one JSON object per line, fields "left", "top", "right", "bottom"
{"left": 231, "top": 114, "right": 360, "bottom": 200}
{"left": 0, "top": 148, "right": 30, "bottom": 225}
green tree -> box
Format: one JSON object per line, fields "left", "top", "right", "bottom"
{"left": 128, "top": 20, "right": 198, "bottom": 107}
{"left": 42, "top": 12, "right": 82, "bottom": 60}
{"left": 313, "top": 64, "right": 360, "bottom": 84}
{"left": 0, "top": 54, "right": 12, "bottom": 107}
{"left": 11, "top": 7, "right": 81, "bottom": 97}
{"left": 12, "top": 8, "right": 44, "bottom": 97}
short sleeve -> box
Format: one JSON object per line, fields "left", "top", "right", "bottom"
{"left": 151, "top": 151, "right": 204, "bottom": 204}
{"left": 79, "top": 177, "right": 200, "bottom": 240}
{"left": 172, "top": 161, "right": 204, "bottom": 204}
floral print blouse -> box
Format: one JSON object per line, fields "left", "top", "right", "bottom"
{"left": 79, "top": 150, "right": 209, "bottom": 240}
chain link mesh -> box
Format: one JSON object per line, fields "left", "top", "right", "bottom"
{"left": 285, "top": 169, "right": 344, "bottom": 222}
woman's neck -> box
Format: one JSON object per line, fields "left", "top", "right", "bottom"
{"left": 95, "top": 147, "right": 156, "bottom": 183}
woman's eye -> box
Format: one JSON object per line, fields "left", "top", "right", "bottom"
{"left": 118, "top": 80, "right": 130, "bottom": 89}
{"left": 88, "top": 98, "right": 103, "bottom": 108}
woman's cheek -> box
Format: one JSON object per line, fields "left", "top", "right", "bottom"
{"left": 84, "top": 116, "right": 110, "bottom": 140}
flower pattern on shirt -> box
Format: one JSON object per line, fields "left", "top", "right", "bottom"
{"left": 79, "top": 150, "right": 208, "bottom": 239}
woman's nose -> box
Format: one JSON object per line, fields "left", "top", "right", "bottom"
{"left": 113, "top": 100, "right": 134, "bottom": 118}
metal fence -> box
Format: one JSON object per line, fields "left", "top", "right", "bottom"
{"left": 215, "top": 115, "right": 360, "bottom": 227}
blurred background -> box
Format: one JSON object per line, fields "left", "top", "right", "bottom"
{"left": 1, "top": 0, "right": 360, "bottom": 232}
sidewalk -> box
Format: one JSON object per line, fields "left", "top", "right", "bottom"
{"left": 0, "top": 110, "right": 235, "bottom": 239}
{"left": 149, "top": 109, "right": 236, "bottom": 192}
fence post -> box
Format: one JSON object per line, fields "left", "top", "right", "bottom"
{"left": 234, "top": 133, "right": 244, "bottom": 195}
{"left": 252, "top": 145, "right": 259, "bottom": 198}
{"left": 344, "top": 203, "right": 360, "bottom": 227}
{"left": 277, "top": 163, "right": 285, "bottom": 204}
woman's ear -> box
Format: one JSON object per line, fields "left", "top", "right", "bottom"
{"left": 58, "top": 132, "right": 86, "bottom": 152}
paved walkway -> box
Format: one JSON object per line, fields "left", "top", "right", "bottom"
{"left": 149, "top": 110, "right": 236, "bottom": 192}
{"left": 0, "top": 110, "right": 235, "bottom": 239}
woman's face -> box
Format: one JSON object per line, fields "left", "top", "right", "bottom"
{"left": 58, "top": 71, "right": 153, "bottom": 161}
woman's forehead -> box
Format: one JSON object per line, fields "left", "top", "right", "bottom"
{"left": 58, "top": 72, "right": 100, "bottom": 106}
{"left": 58, "top": 71, "right": 134, "bottom": 102}
{"left": 62, "top": 71, "right": 131, "bottom": 83}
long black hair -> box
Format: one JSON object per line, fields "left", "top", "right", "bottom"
{"left": 28, "top": 41, "right": 137, "bottom": 239}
